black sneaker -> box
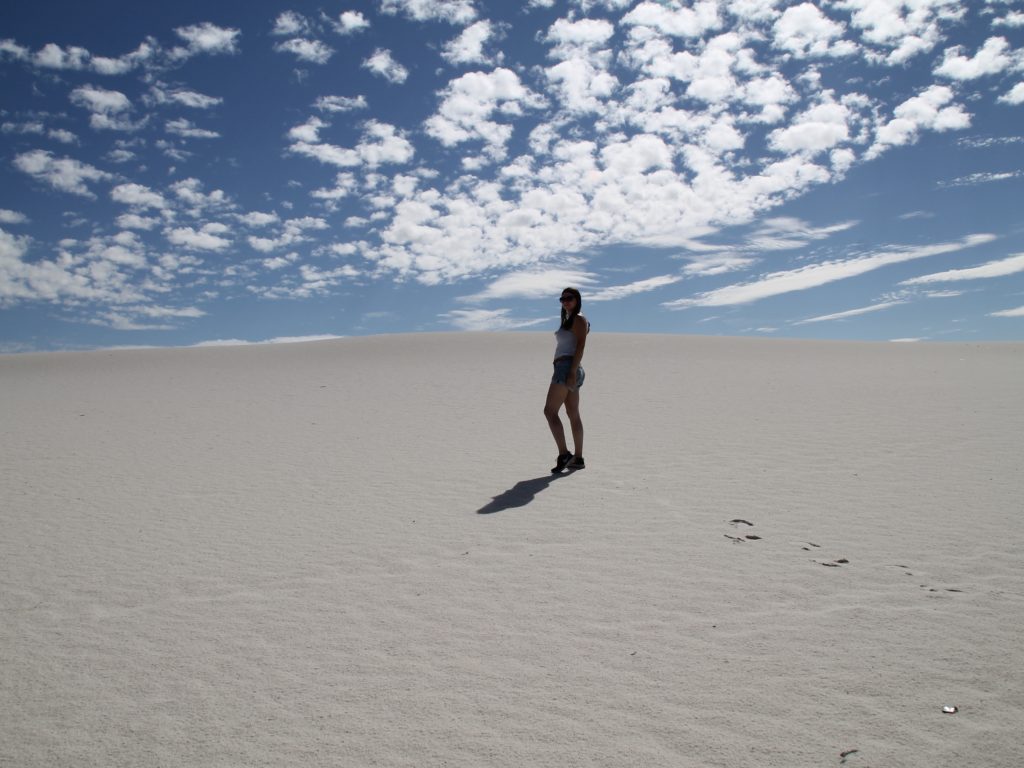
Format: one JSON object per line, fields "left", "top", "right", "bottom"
{"left": 566, "top": 456, "right": 585, "bottom": 471}
{"left": 551, "top": 452, "right": 573, "bottom": 473}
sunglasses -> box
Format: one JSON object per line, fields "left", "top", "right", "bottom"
{"left": 559, "top": 295, "right": 575, "bottom": 303}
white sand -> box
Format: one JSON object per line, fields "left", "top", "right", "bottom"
{"left": 2, "top": 333, "right": 1022, "bottom": 767}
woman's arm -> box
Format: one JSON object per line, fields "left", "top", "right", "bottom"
{"left": 568, "top": 314, "right": 587, "bottom": 388}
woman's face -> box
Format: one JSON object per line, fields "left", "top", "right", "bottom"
{"left": 560, "top": 294, "right": 577, "bottom": 310}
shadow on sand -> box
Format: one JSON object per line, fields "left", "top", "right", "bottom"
{"left": 476, "top": 474, "right": 568, "bottom": 514}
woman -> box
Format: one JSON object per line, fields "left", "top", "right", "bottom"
{"left": 544, "top": 287, "right": 588, "bottom": 473}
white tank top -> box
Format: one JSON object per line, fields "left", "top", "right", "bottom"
{"left": 554, "top": 327, "right": 576, "bottom": 359}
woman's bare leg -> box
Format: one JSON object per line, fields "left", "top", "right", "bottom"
{"left": 543, "top": 382, "right": 570, "bottom": 455}
{"left": 565, "top": 389, "right": 583, "bottom": 457}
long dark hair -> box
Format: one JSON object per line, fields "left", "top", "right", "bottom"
{"left": 559, "top": 287, "right": 582, "bottom": 331}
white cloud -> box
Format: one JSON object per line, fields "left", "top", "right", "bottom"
{"left": 867, "top": 84, "right": 970, "bottom": 159}
{"left": 773, "top": 3, "right": 857, "bottom": 58}
{"left": 545, "top": 57, "right": 619, "bottom": 114}
{"left": 249, "top": 217, "right": 329, "bottom": 252}
{"left": 151, "top": 86, "right": 222, "bottom": 109}
{"left": 0, "top": 209, "right": 28, "bottom": 225}
{"left": 69, "top": 86, "right": 143, "bottom": 132}
{"left": 440, "top": 308, "right": 547, "bottom": 330}
{"left": 47, "top": 128, "right": 77, "bottom": 144}
{"left": 362, "top": 126, "right": 864, "bottom": 283}
{"left": 937, "top": 170, "right": 1023, "bottom": 188}
{"left": 934, "top": 37, "right": 1013, "bottom": 80}
{"left": 70, "top": 85, "right": 131, "bottom": 114}
{"left": 2, "top": 121, "right": 44, "bottom": 135}
{"left": 69, "top": 85, "right": 143, "bottom": 131}
{"left": 600, "top": 133, "right": 673, "bottom": 174}
{"left": 769, "top": 97, "right": 851, "bottom": 156}
{"left": 901, "top": 253, "right": 1024, "bottom": 284}
{"left": 746, "top": 217, "right": 858, "bottom": 251}
{"left": 362, "top": 49, "right": 408, "bottom": 83}
{"left": 725, "top": 0, "right": 782, "bottom": 24}
{"left": 425, "top": 68, "right": 542, "bottom": 158}
{"left": 664, "top": 233, "right": 995, "bottom": 308}
{"left": 990, "top": 305, "right": 1024, "bottom": 317}
{"left": 5, "top": 0, "right": 1019, "bottom": 331}
{"left": 111, "top": 183, "right": 169, "bottom": 210}
{"left": 288, "top": 116, "right": 326, "bottom": 143}
{"left": 158, "top": 142, "right": 192, "bottom": 163}
{"left": 335, "top": 11, "right": 371, "bottom": 35}
{"left": 740, "top": 72, "right": 799, "bottom": 122}
{"left": 546, "top": 18, "right": 615, "bottom": 56}
{"left": 166, "top": 224, "right": 232, "bottom": 251}
{"left": 272, "top": 12, "right": 310, "bottom": 37}
{"left": 677, "top": 219, "right": 855, "bottom": 277}
{"left": 238, "top": 212, "right": 280, "bottom": 228}
{"left": 192, "top": 335, "right": 346, "bottom": 347}
{"left": 588, "top": 274, "right": 683, "bottom": 301}
{"left": 569, "top": 0, "right": 632, "bottom": 11}
{"left": 1, "top": 228, "right": 156, "bottom": 307}
{"left": 263, "top": 254, "right": 297, "bottom": 270}
{"left": 998, "top": 83, "right": 1024, "bottom": 105}
{"left": 275, "top": 38, "right": 334, "bottom": 64}
{"left": 106, "top": 148, "right": 136, "bottom": 163}
{"left": 115, "top": 213, "right": 161, "bottom": 230}
{"left": 312, "top": 173, "right": 359, "bottom": 201}
{"left": 13, "top": 150, "right": 111, "bottom": 197}
{"left": 442, "top": 20, "right": 496, "bottom": 65}
{"left": 366, "top": 121, "right": 415, "bottom": 166}
{"left": 0, "top": 228, "right": 62, "bottom": 305}
{"left": 315, "top": 95, "right": 368, "bottom": 112}
{"left": 793, "top": 300, "right": 905, "bottom": 324}
{"left": 166, "top": 118, "right": 220, "bottom": 139}
{"left": 621, "top": 1, "right": 722, "bottom": 39}
{"left": 682, "top": 252, "right": 759, "bottom": 276}
{"left": 253, "top": 263, "right": 361, "bottom": 299}
{"left": 621, "top": 32, "right": 754, "bottom": 107}
{"left": 835, "top": 0, "right": 962, "bottom": 64}
{"left": 993, "top": 11, "right": 1024, "bottom": 28}
{"left": 170, "top": 23, "right": 241, "bottom": 60}
{"left": 327, "top": 243, "right": 359, "bottom": 257}
{"left": 91, "top": 41, "right": 158, "bottom": 75}
{"left": 1, "top": 38, "right": 156, "bottom": 74}
{"left": 0, "top": 39, "right": 30, "bottom": 61}
{"left": 461, "top": 269, "right": 596, "bottom": 302}
{"left": 380, "top": 0, "right": 478, "bottom": 25}
{"left": 170, "top": 178, "right": 233, "bottom": 214}
{"left": 32, "top": 43, "right": 91, "bottom": 70}
{"left": 290, "top": 141, "right": 360, "bottom": 167}
{"left": 134, "top": 305, "right": 206, "bottom": 319}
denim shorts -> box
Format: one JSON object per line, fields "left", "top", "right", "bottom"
{"left": 552, "top": 358, "right": 585, "bottom": 389}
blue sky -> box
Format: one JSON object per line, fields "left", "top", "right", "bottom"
{"left": 2, "top": 0, "right": 1023, "bottom": 351}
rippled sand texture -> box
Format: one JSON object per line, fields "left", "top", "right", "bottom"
{"left": 2, "top": 334, "right": 1022, "bottom": 767}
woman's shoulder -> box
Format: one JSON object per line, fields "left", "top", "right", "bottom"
{"left": 572, "top": 313, "right": 589, "bottom": 332}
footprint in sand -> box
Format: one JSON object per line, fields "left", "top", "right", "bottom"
{"left": 889, "top": 566, "right": 965, "bottom": 594}
{"left": 801, "top": 542, "right": 849, "bottom": 567}
{"left": 920, "top": 585, "right": 964, "bottom": 594}
{"left": 724, "top": 519, "right": 761, "bottom": 543}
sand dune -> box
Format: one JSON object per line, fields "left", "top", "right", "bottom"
{"left": 2, "top": 333, "right": 1022, "bottom": 767}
